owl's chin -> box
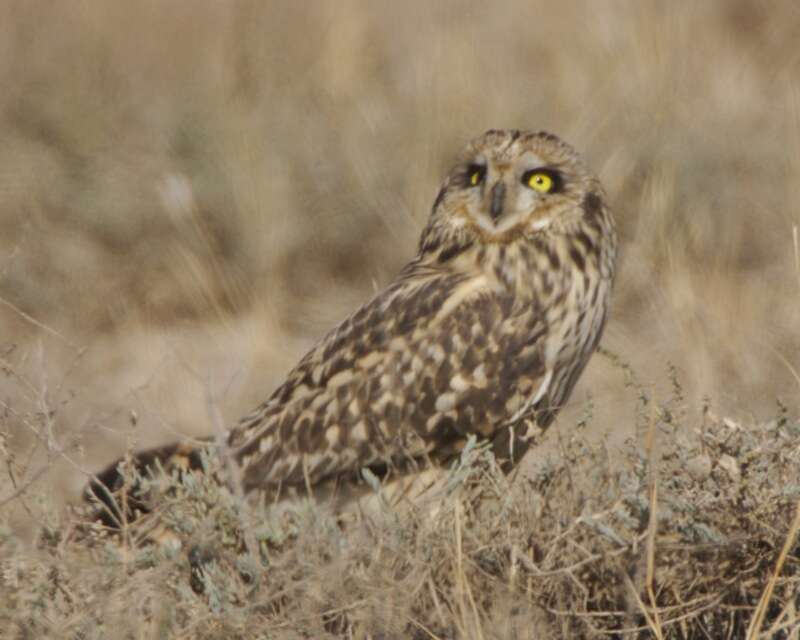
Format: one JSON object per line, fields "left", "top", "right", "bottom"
{"left": 467, "top": 210, "right": 551, "bottom": 241}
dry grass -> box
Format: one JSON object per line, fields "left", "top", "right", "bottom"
{"left": 2, "top": 378, "right": 799, "bottom": 638}
{"left": 1, "top": 1, "right": 800, "bottom": 637}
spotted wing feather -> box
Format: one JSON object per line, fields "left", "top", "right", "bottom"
{"left": 228, "top": 266, "right": 548, "bottom": 491}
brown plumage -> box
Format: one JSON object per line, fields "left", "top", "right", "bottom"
{"left": 87, "top": 129, "right": 616, "bottom": 524}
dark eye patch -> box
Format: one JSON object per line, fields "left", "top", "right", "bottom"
{"left": 520, "top": 167, "right": 564, "bottom": 193}
{"left": 463, "top": 163, "right": 486, "bottom": 188}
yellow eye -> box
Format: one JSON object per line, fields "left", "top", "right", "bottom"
{"left": 467, "top": 164, "right": 485, "bottom": 187}
{"left": 527, "top": 171, "right": 553, "bottom": 193}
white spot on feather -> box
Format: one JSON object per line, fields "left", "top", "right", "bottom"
{"left": 328, "top": 369, "right": 354, "bottom": 388}
{"left": 351, "top": 421, "right": 368, "bottom": 442}
{"left": 450, "top": 374, "right": 469, "bottom": 392}
{"left": 358, "top": 351, "right": 383, "bottom": 369}
{"left": 530, "top": 217, "right": 552, "bottom": 232}
{"left": 432, "top": 276, "right": 489, "bottom": 326}
{"left": 326, "top": 425, "right": 340, "bottom": 447}
{"left": 435, "top": 393, "right": 456, "bottom": 412}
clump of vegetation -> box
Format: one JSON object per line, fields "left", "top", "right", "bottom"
{"left": 2, "top": 381, "right": 798, "bottom": 639}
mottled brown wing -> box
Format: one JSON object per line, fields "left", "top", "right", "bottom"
{"left": 228, "top": 265, "right": 548, "bottom": 491}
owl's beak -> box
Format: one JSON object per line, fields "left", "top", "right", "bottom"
{"left": 489, "top": 182, "right": 506, "bottom": 221}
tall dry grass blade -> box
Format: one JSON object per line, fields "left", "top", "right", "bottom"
{"left": 454, "top": 502, "right": 485, "bottom": 640}
{"left": 624, "top": 574, "right": 661, "bottom": 638}
{"left": 642, "top": 393, "right": 664, "bottom": 639}
{"left": 745, "top": 500, "right": 800, "bottom": 640}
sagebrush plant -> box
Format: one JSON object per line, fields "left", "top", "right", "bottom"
{"left": 1, "top": 360, "right": 798, "bottom": 639}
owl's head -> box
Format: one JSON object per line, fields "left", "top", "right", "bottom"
{"left": 419, "top": 130, "right": 607, "bottom": 256}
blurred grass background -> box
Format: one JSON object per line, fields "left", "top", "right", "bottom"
{"left": 2, "top": 0, "right": 800, "bottom": 539}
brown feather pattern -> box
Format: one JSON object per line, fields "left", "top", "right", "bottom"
{"left": 87, "top": 129, "right": 617, "bottom": 522}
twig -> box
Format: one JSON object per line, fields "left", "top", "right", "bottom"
{"left": 745, "top": 500, "right": 800, "bottom": 639}
{"left": 625, "top": 573, "right": 662, "bottom": 638}
{"left": 408, "top": 617, "right": 445, "bottom": 640}
{"left": 0, "top": 294, "right": 79, "bottom": 350}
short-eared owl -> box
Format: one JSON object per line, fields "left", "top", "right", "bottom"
{"left": 88, "top": 129, "right": 617, "bottom": 522}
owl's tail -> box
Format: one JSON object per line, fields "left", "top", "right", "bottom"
{"left": 84, "top": 438, "right": 216, "bottom": 529}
